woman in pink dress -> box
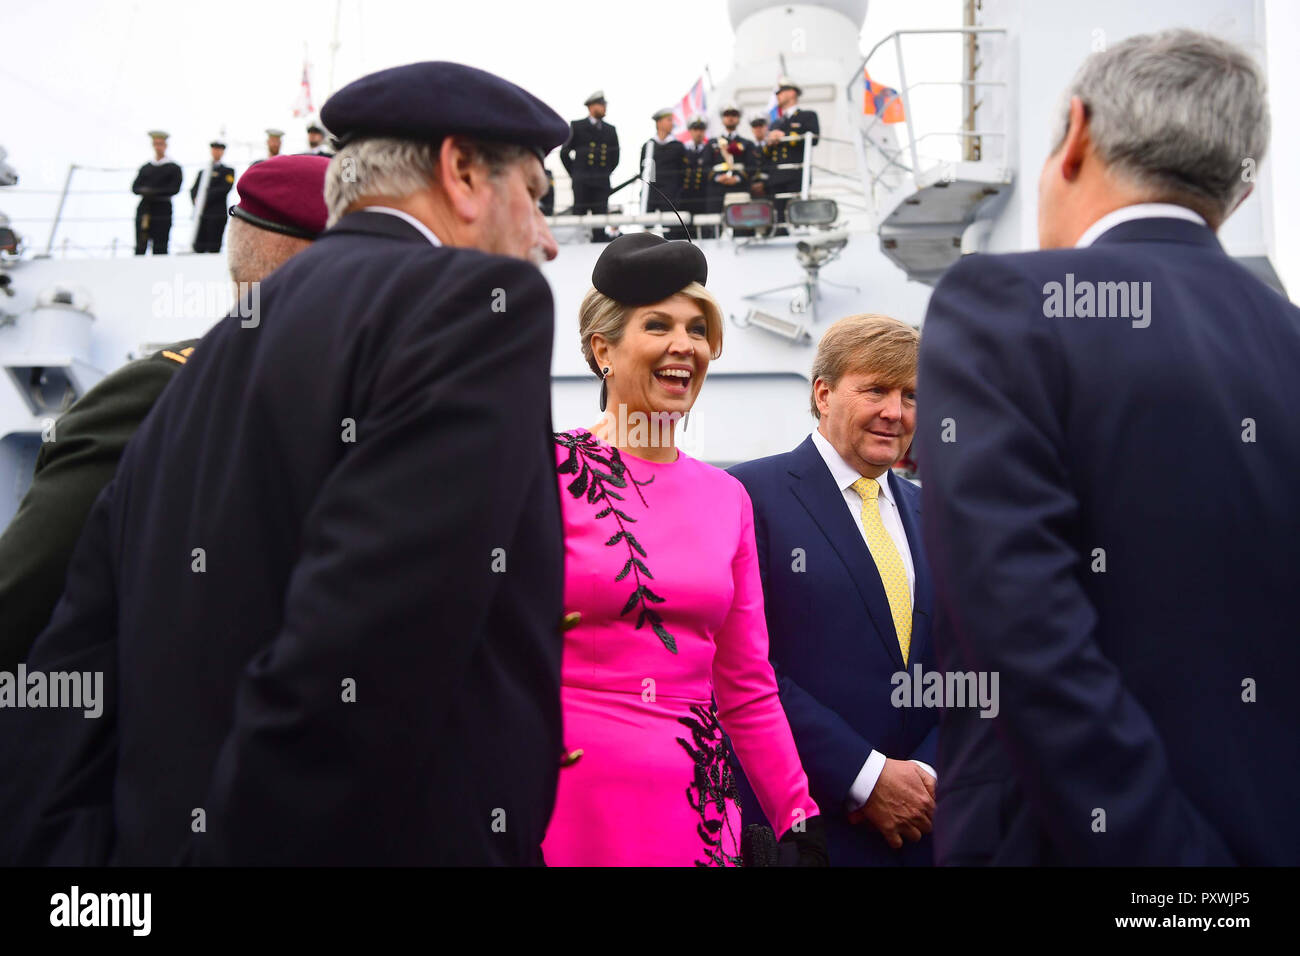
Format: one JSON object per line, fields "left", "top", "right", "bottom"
{"left": 542, "top": 234, "right": 824, "bottom": 866}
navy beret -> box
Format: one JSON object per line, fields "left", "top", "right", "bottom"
{"left": 321, "top": 61, "right": 569, "bottom": 162}
{"left": 591, "top": 233, "right": 708, "bottom": 306}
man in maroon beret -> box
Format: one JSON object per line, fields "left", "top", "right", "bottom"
{"left": 226, "top": 153, "right": 330, "bottom": 286}
{"left": 0, "top": 154, "right": 329, "bottom": 676}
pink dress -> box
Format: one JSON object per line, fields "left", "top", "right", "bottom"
{"left": 542, "top": 429, "right": 818, "bottom": 866}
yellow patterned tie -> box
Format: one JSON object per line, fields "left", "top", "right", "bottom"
{"left": 851, "top": 477, "right": 912, "bottom": 663}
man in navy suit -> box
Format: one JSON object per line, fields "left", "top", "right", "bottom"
{"left": 0, "top": 62, "right": 569, "bottom": 866}
{"left": 918, "top": 29, "right": 1299, "bottom": 865}
{"left": 731, "top": 314, "right": 938, "bottom": 866}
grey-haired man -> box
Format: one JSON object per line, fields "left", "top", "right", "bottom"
{"left": 919, "top": 29, "right": 1299, "bottom": 865}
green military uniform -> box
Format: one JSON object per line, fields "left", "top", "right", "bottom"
{"left": 0, "top": 340, "right": 200, "bottom": 669}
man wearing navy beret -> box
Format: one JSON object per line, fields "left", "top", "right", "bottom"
{"left": 3, "top": 62, "right": 569, "bottom": 866}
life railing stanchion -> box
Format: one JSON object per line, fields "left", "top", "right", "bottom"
{"left": 44, "top": 164, "right": 77, "bottom": 256}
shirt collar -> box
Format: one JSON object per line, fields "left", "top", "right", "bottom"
{"left": 148, "top": 155, "right": 173, "bottom": 165}
{"left": 1074, "top": 203, "right": 1207, "bottom": 248}
{"left": 361, "top": 206, "right": 444, "bottom": 248}
{"left": 810, "top": 428, "right": 896, "bottom": 505}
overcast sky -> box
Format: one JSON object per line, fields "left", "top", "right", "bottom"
{"left": 1, "top": 0, "right": 1295, "bottom": 291}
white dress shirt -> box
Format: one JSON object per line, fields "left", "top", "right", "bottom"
{"left": 361, "top": 205, "right": 444, "bottom": 248}
{"left": 1074, "top": 202, "right": 1206, "bottom": 248}
{"left": 808, "top": 429, "right": 935, "bottom": 811}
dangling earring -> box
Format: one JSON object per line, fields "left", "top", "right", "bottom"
{"left": 599, "top": 366, "right": 611, "bottom": 412}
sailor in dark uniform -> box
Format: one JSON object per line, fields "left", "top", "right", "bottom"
{"left": 679, "top": 115, "right": 715, "bottom": 239}
{"left": 640, "top": 107, "right": 685, "bottom": 231}
{"left": 304, "top": 122, "right": 334, "bottom": 157}
{"left": 540, "top": 166, "right": 556, "bottom": 216}
{"left": 246, "top": 128, "right": 286, "bottom": 169}
{"left": 131, "top": 130, "right": 182, "bottom": 254}
{"left": 747, "top": 115, "right": 774, "bottom": 197}
{"left": 1, "top": 62, "right": 568, "bottom": 867}
{"left": 764, "top": 77, "right": 820, "bottom": 219}
{"left": 708, "top": 103, "right": 752, "bottom": 228}
{"left": 561, "top": 90, "right": 619, "bottom": 242}
{"left": 189, "top": 140, "right": 235, "bottom": 252}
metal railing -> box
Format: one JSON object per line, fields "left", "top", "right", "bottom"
{"left": 845, "top": 27, "right": 1008, "bottom": 205}
{"left": 0, "top": 161, "right": 229, "bottom": 258}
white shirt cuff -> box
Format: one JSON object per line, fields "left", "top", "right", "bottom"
{"left": 909, "top": 759, "right": 937, "bottom": 781}
{"left": 845, "top": 750, "right": 887, "bottom": 811}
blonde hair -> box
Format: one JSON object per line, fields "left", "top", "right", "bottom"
{"left": 809, "top": 313, "right": 919, "bottom": 419}
{"left": 577, "top": 281, "right": 724, "bottom": 376}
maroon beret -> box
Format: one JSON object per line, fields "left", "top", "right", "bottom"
{"left": 231, "top": 154, "right": 330, "bottom": 240}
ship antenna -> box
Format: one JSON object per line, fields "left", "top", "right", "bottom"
{"left": 638, "top": 176, "right": 695, "bottom": 244}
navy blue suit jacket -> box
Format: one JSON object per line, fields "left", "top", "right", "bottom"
{"left": 918, "top": 216, "right": 1300, "bottom": 865}
{"left": 730, "top": 436, "right": 937, "bottom": 866}
{"left": 0, "top": 212, "right": 565, "bottom": 865}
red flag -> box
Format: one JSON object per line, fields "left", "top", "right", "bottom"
{"left": 670, "top": 77, "right": 708, "bottom": 142}
{"left": 291, "top": 61, "right": 314, "bottom": 118}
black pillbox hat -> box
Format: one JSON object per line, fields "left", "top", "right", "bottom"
{"left": 591, "top": 233, "right": 708, "bottom": 306}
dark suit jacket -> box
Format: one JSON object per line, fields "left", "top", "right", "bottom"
{"left": 767, "top": 108, "right": 820, "bottom": 190}
{"left": 0, "top": 341, "right": 199, "bottom": 671}
{"left": 131, "top": 161, "right": 182, "bottom": 213}
{"left": 190, "top": 164, "right": 235, "bottom": 212}
{"left": 0, "top": 211, "right": 565, "bottom": 866}
{"left": 918, "top": 216, "right": 1300, "bottom": 865}
{"left": 560, "top": 118, "right": 618, "bottom": 182}
{"left": 730, "top": 437, "right": 937, "bottom": 866}
{"left": 640, "top": 136, "right": 686, "bottom": 206}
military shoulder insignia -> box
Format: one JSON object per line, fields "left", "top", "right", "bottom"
{"left": 160, "top": 346, "right": 195, "bottom": 365}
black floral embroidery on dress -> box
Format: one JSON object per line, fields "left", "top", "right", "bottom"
{"left": 555, "top": 430, "right": 679, "bottom": 653}
{"left": 676, "top": 702, "right": 742, "bottom": 867}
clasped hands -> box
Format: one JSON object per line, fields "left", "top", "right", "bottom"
{"left": 848, "top": 757, "right": 935, "bottom": 850}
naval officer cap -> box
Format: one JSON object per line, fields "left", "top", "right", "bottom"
{"left": 584, "top": 89, "right": 606, "bottom": 106}
{"left": 775, "top": 75, "right": 803, "bottom": 95}
{"left": 592, "top": 233, "right": 707, "bottom": 306}
{"left": 687, "top": 115, "right": 707, "bottom": 130}
{"left": 651, "top": 107, "right": 674, "bottom": 121}
{"left": 147, "top": 129, "right": 169, "bottom": 139}
{"left": 209, "top": 140, "right": 226, "bottom": 148}
{"left": 321, "top": 61, "right": 570, "bottom": 162}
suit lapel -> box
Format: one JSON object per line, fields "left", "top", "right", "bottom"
{"left": 787, "top": 437, "right": 905, "bottom": 670}
{"left": 890, "top": 471, "right": 932, "bottom": 668}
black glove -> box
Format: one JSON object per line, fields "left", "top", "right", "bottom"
{"left": 779, "top": 813, "right": 828, "bottom": 866}
{"left": 741, "top": 815, "right": 829, "bottom": 866}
